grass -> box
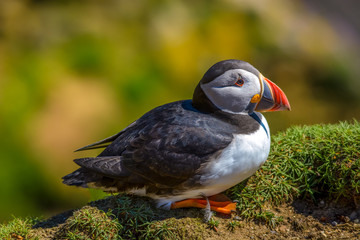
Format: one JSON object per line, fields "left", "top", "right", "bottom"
{"left": 1, "top": 121, "right": 359, "bottom": 239}
{"left": 0, "top": 216, "right": 40, "bottom": 240}
{"left": 270, "top": 120, "right": 360, "bottom": 200}
{"left": 207, "top": 217, "right": 219, "bottom": 232}
{"left": 113, "top": 195, "right": 155, "bottom": 238}
{"left": 227, "top": 120, "right": 360, "bottom": 221}
{"left": 142, "top": 221, "right": 177, "bottom": 239}
{"left": 227, "top": 220, "right": 241, "bottom": 232}
{"left": 57, "top": 206, "right": 120, "bottom": 240}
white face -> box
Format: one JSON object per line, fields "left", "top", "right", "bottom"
{"left": 200, "top": 69, "right": 261, "bottom": 113}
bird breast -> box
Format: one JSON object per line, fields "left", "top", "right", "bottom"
{"left": 198, "top": 118, "right": 271, "bottom": 192}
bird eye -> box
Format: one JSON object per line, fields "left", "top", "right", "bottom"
{"left": 235, "top": 76, "right": 244, "bottom": 87}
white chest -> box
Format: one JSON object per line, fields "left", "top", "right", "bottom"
{"left": 199, "top": 118, "right": 271, "bottom": 193}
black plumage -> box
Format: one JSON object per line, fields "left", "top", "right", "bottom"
{"left": 63, "top": 100, "right": 261, "bottom": 196}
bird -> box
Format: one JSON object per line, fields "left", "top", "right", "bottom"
{"left": 63, "top": 59, "right": 290, "bottom": 216}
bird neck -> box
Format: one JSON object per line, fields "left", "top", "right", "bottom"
{"left": 249, "top": 112, "right": 269, "bottom": 138}
{"left": 192, "top": 83, "right": 220, "bottom": 113}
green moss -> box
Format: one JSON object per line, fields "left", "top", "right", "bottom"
{"left": 143, "top": 220, "right": 178, "bottom": 240}
{"left": 227, "top": 220, "right": 240, "bottom": 232}
{"left": 3, "top": 121, "right": 360, "bottom": 238}
{"left": 151, "top": 218, "right": 207, "bottom": 240}
{"left": 0, "top": 217, "right": 39, "bottom": 240}
{"left": 113, "top": 195, "right": 155, "bottom": 239}
{"left": 271, "top": 120, "right": 360, "bottom": 200}
{"left": 57, "top": 206, "right": 121, "bottom": 240}
{"left": 228, "top": 120, "right": 360, "bottom": 220}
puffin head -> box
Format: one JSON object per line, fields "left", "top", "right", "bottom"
{"left": 192, "top": 59, "right": 291, "bottom": 114}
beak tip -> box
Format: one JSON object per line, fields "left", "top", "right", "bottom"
{"left": 257, "top": 77, "right": 291, "bottom": 112}
{"left": 284, "top": 98, "right": 291, "bottom": 111}
{"left": 284, "top": 102, "right": 291, "bottom": 111}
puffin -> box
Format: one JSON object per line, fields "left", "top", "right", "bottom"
{"left": 63, "top": 59, "right": 290, "bottom": 215}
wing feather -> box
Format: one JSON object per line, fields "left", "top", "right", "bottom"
{"left": 74, "top": 121, "right": 138, "bottom": 152}
{"left": 74, "top": 157, "right": 130, "bottom": 177}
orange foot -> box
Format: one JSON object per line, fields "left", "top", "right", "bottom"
{"left": 170, "top": 194, "right": 237, "bottom": 214}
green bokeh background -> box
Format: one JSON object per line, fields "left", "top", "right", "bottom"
{"left": 1, "top": 0, "right": 360, "bottom": 221}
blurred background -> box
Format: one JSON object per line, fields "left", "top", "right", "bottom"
{"left": 1, "top": 0, "right": 360, "bottom": 221}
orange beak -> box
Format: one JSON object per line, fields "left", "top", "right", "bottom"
{"left": 255, "top": 77, "right": 291, "bottom": 112}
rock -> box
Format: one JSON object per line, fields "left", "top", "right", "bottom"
{"left": 349, "top": 211, "right": 357, "bottom": 220}
{"left": 331, "top": 221, "right": 337, "bottom": 226}
{"left": 354, "top": 219, "right": 359, "bottom": 224}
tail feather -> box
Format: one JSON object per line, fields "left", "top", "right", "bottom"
{"left": 62, "top": 157, "right": 147, "bottom": 193}
{"left": 62, "top": 168, "right": 137, "bottom": 193}
{"left": 62, "top": 168, "right": 102, "bottom": 188}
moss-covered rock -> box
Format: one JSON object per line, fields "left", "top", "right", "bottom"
{"left": 1, "top": 121, "right": 360, "bottom": 239}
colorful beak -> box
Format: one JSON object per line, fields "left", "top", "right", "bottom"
{"left": 255, "top": 77, "right": 291, "bottom": 112}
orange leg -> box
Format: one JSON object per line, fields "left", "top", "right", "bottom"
{"left": 170, "top": 194, "right": 237, "bottom": 214}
